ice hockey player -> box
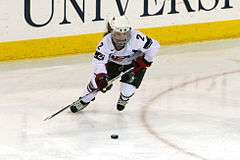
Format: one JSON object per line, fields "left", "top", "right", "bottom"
{"left": 70, "top": 15, "right": 160, "bottom": 113}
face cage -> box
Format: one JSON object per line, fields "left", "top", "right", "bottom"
{"left": 111, "top": 30, "right": 131, "bottom": 47}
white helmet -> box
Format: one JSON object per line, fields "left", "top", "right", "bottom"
{"left": 109, "top": 15, "right": 132, "bottom": 33}
{"left": 109, "top": 16, "right": 132, "bottom": 49}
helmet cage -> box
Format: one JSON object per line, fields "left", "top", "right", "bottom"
{"left": 109, "top": 16, "right": 132, "bottom": 48}
{"left": 111, "top": 30, "right": 131, "bottom": 47}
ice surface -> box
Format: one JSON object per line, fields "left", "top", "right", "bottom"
{"left": 0, "top": 39, "right": 240, "bottom": 160}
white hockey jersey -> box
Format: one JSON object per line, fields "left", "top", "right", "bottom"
{"left": 93, "top": 29, "right": 160, "bottom": 74}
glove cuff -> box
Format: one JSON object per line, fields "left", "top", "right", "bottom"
{"left": 143, "top": 57, "right": 152, "bottom": 67}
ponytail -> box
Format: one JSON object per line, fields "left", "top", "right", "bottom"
{"left": 103, "top": 22, "right": 113, "bottom": 36}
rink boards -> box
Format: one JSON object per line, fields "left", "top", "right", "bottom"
{"left": 0, "top": 0, "right": 240, "bottom": 61}
{"left": 1, "top": 19, "right": 240, "bottom": 62}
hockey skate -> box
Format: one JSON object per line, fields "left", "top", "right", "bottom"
{"left": 70, "top": 98, "right": 90, "bottom": 113}
{"left": 116, "top": 96, "right": 129, "bottom": 111}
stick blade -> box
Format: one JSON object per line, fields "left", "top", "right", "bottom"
{"left": 43, "top": 105, "right": 71, "bottom": 121}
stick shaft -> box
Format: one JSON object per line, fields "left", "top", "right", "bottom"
{"left": 43, "top": 67, "right": 133, "bottom": 121}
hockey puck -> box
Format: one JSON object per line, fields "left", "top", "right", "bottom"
{"left": 111, "top": 134, "right": 119, "bottom": 139}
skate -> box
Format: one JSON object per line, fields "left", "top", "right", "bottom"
{"left": 116, "top": 96, "right": 129, "bottom": 111}
{"left": 70, "top": 98, "right": 90, "bottom": 113}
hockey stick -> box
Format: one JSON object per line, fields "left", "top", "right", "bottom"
{"left": 43, "top": 67, "right": 134, "bottom": 121}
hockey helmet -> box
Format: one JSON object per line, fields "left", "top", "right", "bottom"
{"left": 109, "top": 16, "right": 132, "bottom": 48}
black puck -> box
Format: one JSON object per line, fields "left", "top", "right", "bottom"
{"left": 111, "top": 134, "right": 119, "bottom": 139}
{"left": 117, "top": 104, "right": 125, "bottom": 111}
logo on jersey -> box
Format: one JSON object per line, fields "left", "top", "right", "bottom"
{"left": 111, "top": 55, "right": 130, "bottom": 62}
{"left": 132, "top": 49, "right": 141, "bottom": 54}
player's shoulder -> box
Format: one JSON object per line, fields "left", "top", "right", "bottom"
{"left": 96, "top": 33, "right": 113, "bottom": 53}
{"left": 130, "top": 30, "right": 144, "bottom": 41}
{"left": 101, "top": 33, "right": 112, "bottom": 44}
{"left": 130, "top": 29, "right": 155, "bottom": 49}
{"left": 131, "top": 29, "right": 146, "bottom": 37}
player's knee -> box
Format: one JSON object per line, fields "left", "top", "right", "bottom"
{"left": 120, "top": 83, "right": 136, "bottom": 98}
{"left": 121, "top": 71, "right": 135, "bottom": 84}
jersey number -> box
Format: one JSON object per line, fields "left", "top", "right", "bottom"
{"left": 97, "top": 42, "right": 104, "bottom": 50}
{"left": 136, "top": 34, "right": 145, "bottom": 41}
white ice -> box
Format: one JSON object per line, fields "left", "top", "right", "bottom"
{"left": 0, "top": 39, "right": 240, "bottom": 160}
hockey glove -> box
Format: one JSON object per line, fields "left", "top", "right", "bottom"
{"left": 95, "top": 73, "right": 109, "bottom": 92}
{"left": 133, "top": 56, "right": 152, "bottom": 74}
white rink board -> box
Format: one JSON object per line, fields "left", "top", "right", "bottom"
{"left": 0, "top": 0, "right": 239, "bottom": 42}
